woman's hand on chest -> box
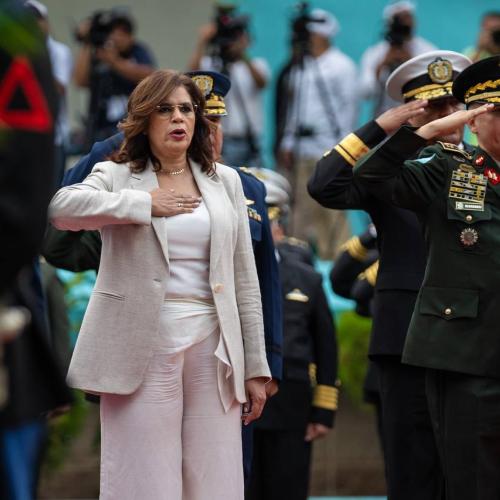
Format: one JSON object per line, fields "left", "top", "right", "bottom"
{"left": 149, "top": 188, "right": 201, "bottom": 217}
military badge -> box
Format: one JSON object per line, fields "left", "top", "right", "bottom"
{"left": 285, "top": 289, "right": 309, "bottom": 302}
{"left": 458, "top": 163, "right": 476, "bottom": 173}
{"left": 247, "top": 207, "right": 261, "bottom": 222}
{"left": 245, "top": 198, "right": 255, "bottom": 206}
{"left": 460, "top": 227, "right": 479, "bottom": 247}
{"left": 475, "top": 155, "right": 485, "bottom": 166}
{"left": 428, "top": 58, "right": 453, "bottom": 84}
{"left": 448, "top": 170, "right": 486, "bottom": 210}
{"left": 485, "top": 168, "right": 500, "bottom": 185}
{"left": 191, "top": 75, "right": 214, "bottom": 98}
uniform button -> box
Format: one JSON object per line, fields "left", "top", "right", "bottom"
{"left": 444, "top": 308, "right": 452, "bottom": 316}
{"left": 213, "top": 283, "right": 224, "bottom": 293}
{"left": 465, "top": 215, "right": 473, "bottom": 222}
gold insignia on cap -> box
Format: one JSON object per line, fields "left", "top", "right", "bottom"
{"left": 191, "top": 75, "right": 214, "bottom": 98}
{"left": 428, "top": 58, "right": 453, "bottom": 84}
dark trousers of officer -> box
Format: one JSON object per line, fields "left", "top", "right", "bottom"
{"left": 374, "top": 356, "right": 444, "bottom": 500}
{"left": 426, "top": 369, "right": 500, "bottom": 500}
{"left": 246, "top": 428, "right": 311, "bottom": 500}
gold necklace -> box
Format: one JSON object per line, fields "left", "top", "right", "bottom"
{"left": 159, "top": 167, "right": 185, "bottom": 176}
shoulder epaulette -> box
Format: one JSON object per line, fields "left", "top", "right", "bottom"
{"left": 436, "top": 141, "right": 472, "bottom": 160}
{"left": 332, "top": 132, "right": 370, "bottom": 167}
{"left": 238, "top": 166, "right": 258, "bottom": 179}
{"left": 339, "top": 236, "right": 368, "bottom": 262}
{"left": 283, "top": 236, "right": 309, "bottom": 249}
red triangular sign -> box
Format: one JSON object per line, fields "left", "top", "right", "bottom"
{"left": 0, "top": 56, "right": 52, "bottom": 132}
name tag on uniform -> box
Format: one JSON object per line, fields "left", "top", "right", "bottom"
{"left": 448, "top": 170, "right": 486, "bottom": 211}
{"left": 455, "top": 201, "right": 484, "bottom": 211}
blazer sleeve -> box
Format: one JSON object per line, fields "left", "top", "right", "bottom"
{"left": 354, "top": 126, "right": 449, "bottom": 211}
{"left": 232, "top": 175, "right": 271, "bottom": 381}
{"left": 307, "top": 120, "right": 387, "bottom": 210}
{"left": 50, "top": 161, "right": 152, "bottom": 231}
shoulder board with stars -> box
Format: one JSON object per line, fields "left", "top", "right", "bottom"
{"left": 283, "top": 236, "right": 309, "bottom": 249}
{"left": 436, "top": 141, "right": 472, "bottom": 160}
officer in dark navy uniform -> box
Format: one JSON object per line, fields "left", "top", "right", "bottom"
{"left": 43, "top": 70, "right": 283, "bottom": 482}
{"left": 355, "top": 55, "right": 500, "bottom": 500}
{"left": 330, "top": 228, "right": 383, "bottom": 447}
{"left": 308, "top": 51, "right": 472, "bottom": 500}
{"left": 246, "top": 169, "right": 338, "bottom": 500}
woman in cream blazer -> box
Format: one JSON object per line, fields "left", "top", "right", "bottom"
{"left": 50, "top": 70, "right": 270, "bottom": 500}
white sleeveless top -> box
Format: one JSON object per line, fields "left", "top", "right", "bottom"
{"left": 164, "top": 201, "right": 212, "bottom": 299}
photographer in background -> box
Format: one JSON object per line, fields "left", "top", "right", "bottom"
{"left": 464, "top": 12, "right": 500, "bottom": 62}
{"left": 277, "top": 7, "right": 357, "bottom": 260}
{"left": 73, "top": 9, "right": 155, "bottom": 146}
{"left": 188, "top": 5, "right": 269, "bottom": 167}
{"left": 359, "top": 0, "right": 435, "bottom": 117}
{"left": 25, "top": 0, "right": 72, "bottom": 187}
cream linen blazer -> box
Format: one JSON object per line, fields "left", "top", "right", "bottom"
{"left": 49, "top": 160, "right": 271, "bottom": 403}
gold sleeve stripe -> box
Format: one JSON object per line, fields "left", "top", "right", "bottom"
{"left": 334, "top": 144, "right": 356, "bottom": 166}
{"left": 340, "top": 236, "right": 368, "bottom": 261}
{"left": 338, "top": 133, "right": 370, "bottom": 162}
{"left": 309, "top": 363, "right": 317, "bottom": 386}
{"left": 364, "top": 260, "right": 379, "bottom": 287}
{"left": 313, "top": 385, "right": 339, "bottom": 411}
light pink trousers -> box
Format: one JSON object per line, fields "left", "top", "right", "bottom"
{"left": 99, "top": 331, "right": 244, "bottom": 500}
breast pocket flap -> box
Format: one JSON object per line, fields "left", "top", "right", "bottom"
{"left": 419, "top": 286, "right": 479, "bottom": 320}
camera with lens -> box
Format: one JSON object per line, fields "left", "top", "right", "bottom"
{"left": 384, "top": 14, "right": 412, "bottom": 48}
{"left": 209, "top": 5, "right": 249, "bottom": 63}
{"left": 75, "top": 9, "right": 131, "bottom": 48}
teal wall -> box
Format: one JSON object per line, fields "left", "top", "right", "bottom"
{"left": 236, "top": 0, "right": 499, "bottom": 166}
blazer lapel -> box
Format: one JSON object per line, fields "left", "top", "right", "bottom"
{"left": 192, "top": 162, "right": 229, "bottom": 272}
{"left": 129, "top": 161, "right": 169, "bottom": 267}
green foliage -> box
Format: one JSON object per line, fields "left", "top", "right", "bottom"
{"left": 336, "top": 310, "right": 372, "bottom": 405}
{"left": 43, "top": 391, "right": 89, "bottom": 472}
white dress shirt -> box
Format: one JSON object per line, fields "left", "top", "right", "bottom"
{"left": 359, "top": 36, "right": 436, "bottom": 116}
{"left": 201, "top": 56, "right": 270, "bottom": 138}
{"left": 280, "top": 47, "right": 358, "bottom": 159}
{"left": 47, "top": 36, "right": 73, "bottom": 146}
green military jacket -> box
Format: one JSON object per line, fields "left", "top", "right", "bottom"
{"left": 355, "top": 126, "right": 500, "bottom": 378}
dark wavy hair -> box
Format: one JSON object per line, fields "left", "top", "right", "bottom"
{"left": 110, "top": 69, "right": 214, "bottom": 174}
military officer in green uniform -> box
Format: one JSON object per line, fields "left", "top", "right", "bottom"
{"left": 355, "top": 55, "right": 500, "bottom": 500}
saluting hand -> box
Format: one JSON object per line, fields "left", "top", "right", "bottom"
{"left": 417, "top": 103, "right": 494, "bottom": 140}
{"left": 375, "top": 99, "right": 428, "bottom": 135}
{"left": 150, "top": 188, "right": 201, "bottom": 217}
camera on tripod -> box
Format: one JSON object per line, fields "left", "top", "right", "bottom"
{"left": 290, "top": 2, "right": 313, "bottom": 57}
{"left": 384, "top": 14, "right": 412, "bottom": 47}
{"left": 209, "top": 5, "right": 249, "bottom": 63}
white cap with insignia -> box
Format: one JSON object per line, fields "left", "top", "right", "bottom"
{"left": 386, "top": 50, "right": 472, "bottom": 102}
